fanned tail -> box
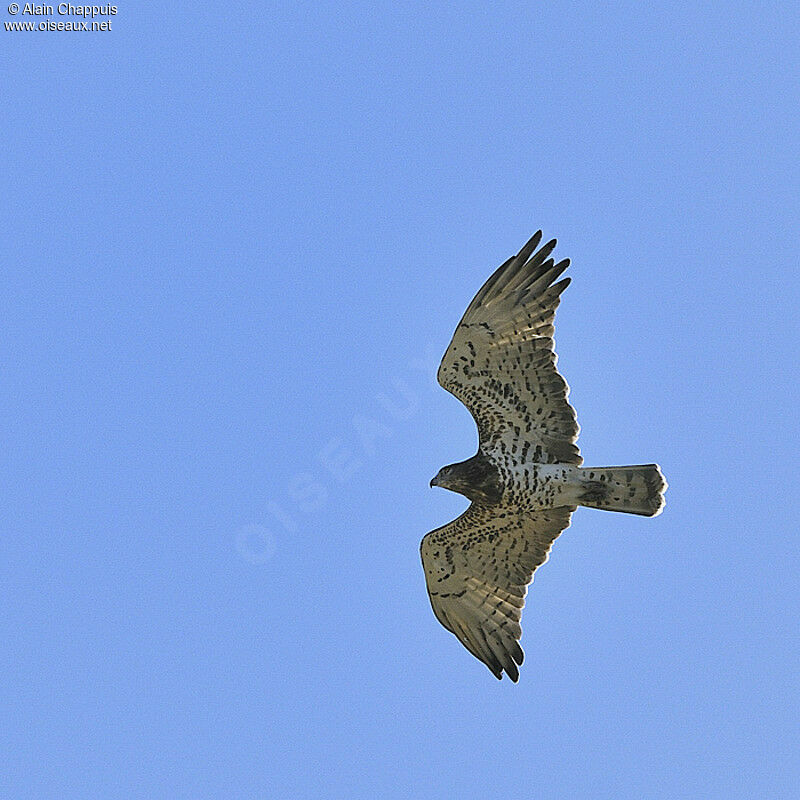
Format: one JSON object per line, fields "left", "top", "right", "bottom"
{"left": 577, "top": 464, "right": 667, "bottom": 517}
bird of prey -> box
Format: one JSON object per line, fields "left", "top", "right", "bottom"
{"left": 421, "top": 230, "right": 667, "bottom": 682}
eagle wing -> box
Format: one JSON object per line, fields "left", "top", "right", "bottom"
{"left": 437, "top": 231, "right": 581, "bottom": 465}
{"left": 420, "top": 503, "right": 574, "bottom": 681}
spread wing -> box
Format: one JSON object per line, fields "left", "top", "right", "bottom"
{"left": 437, "top": 231, "right": 581, "bottom": 465}
{"left": 420, "top": 503, "right": 574, "bottom": 681}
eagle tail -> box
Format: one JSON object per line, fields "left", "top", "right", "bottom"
{"left": 577, "top": 465, "right": 667, "bottom": 517}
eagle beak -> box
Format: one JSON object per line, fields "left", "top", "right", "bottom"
{"left": 430, "top": 475, "right": 439, "bottom": 488}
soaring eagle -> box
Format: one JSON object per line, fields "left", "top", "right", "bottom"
{"left": 421, "top": 231, "right": 667, "bottom": 682}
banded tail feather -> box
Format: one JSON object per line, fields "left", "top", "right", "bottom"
{"left": 577, "top": 464, "right": 667, "bottom": 517}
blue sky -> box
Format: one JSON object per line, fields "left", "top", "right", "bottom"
{"left": 2, "top": 2, "right": 798, "bottom": 798}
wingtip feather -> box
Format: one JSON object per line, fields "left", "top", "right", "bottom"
{"left": 517, "top": 230, "right": 543, "bottom": 260}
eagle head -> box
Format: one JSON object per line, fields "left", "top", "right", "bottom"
{"left": 430, "top": 453, "right": 502, "bottom": 504}
{"left": 430, "top": 464, "right": 458, "bottom": 490}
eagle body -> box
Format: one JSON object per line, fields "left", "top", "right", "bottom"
{"left": 500, "top": 462, "right": 583, "bottom": 509}
{"left": 434, "top": 458, "right": 586, "bottom": 510}
{"left": 421, "top": 231, "right": 667, "bottom": 682}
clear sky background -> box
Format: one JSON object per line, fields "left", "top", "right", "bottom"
{"left": 2, "top": 2, "right": 799, "bottom": 798}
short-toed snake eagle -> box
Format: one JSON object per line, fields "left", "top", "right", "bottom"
{"left": 421, "top": 231, "right": 667, "bottom": 682}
